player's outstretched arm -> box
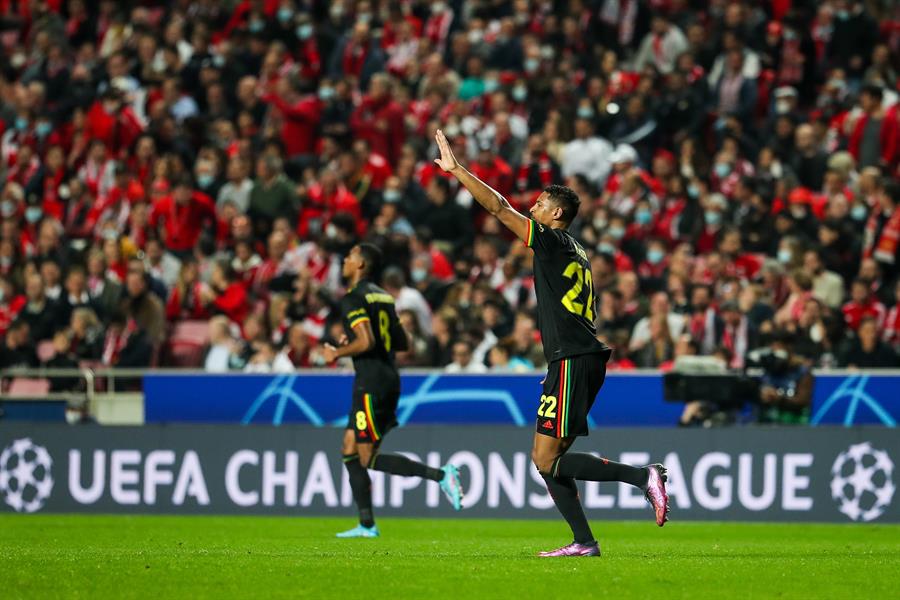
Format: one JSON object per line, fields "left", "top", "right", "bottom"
{"left": 433, "top": 129, "right": 530, "bottom": 243}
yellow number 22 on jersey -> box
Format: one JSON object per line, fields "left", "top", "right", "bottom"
{"left": 561, "top": 261, "right": 595, "bottom": 322}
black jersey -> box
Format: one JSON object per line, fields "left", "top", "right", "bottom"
{"left": 525, "top": 219, "right": 611, "bottom": 364}
{"left": 339, "top": 280, "right": 407, "bottom": 377}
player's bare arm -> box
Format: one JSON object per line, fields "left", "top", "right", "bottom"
{"left": 324, "top": 321, "right": 375, "bottom": 362}
{"left": 433, "top": 129, "right": 530, "bottom": 243}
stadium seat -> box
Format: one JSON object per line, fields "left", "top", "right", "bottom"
{"left": 165, "top": 320, "right": 211, "bottom": 368}
{"left": 7, "top": 378, "right": 51, "bottom": 397}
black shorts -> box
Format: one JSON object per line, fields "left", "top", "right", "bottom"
{"left": 535, "top": 353, "right": 607, "bottom": 438}
{"left": 346, "top": 376, "right": 399, "bottom": 443}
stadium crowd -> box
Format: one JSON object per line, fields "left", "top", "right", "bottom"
{"left": 0, "top": 0, "right": 899, "bottom": 383}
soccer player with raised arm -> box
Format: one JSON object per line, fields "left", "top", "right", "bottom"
{"left": 433, "top": 130, "right": 668, "bottom": 557}
{"left": 323, "top": 242, "right": 464, "bottom": 538}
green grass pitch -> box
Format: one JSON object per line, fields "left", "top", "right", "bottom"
{"left": 2, "top": 515, "right": 898, "bottom": 599}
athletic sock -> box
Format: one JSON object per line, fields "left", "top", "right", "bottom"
{"left": 343, "top": 454, "right": 375, "bottom": 527}
{"left": 369, "top": 453, "right": 444, "bottom": 481}
{"left": 541, "top": 474, "right": 595, "bottom": 545}
{"left": 552, "top": 453, "right": 649, "bottom": 488}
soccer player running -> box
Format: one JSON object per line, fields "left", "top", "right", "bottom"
{"left": 323, "top": 242, "right": 464, "bottom": 538}
{"left": 433, "top": 130, "right": 668, "bottom": 557}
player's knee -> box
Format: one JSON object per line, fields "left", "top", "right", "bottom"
{"left": 340, "top": 437, "right": 355, "bottom": 457}
{"left": 531, "top": 449, "right": 555, "bottom": 475}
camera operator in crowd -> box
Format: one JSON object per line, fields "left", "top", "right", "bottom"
{"left": 749, "top": 331, "right": 814, "bottom": 425}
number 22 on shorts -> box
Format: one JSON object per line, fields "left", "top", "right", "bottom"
{"left": 538, "top": 394, "right": 557, "bottom": 418}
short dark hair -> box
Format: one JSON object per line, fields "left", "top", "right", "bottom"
{"left": 357, "top": 243, "right": 382, "bottom": 277}
{"left": 861, "top": 83, "right": 884, "bottom": 101}
{"left": 215, "top": 258, "right": 236, "bottom": 282}
{"left": 382, "top": 266, "right": 405, "bottom": 289}
{"left": 859, "top": 315, "right": 878, "bottom": 329}
{"left": 174, "top": 173, "right": 194, "bottom": 189}
{"left": 431, "top": 176, "right": 451, "bottom": 197}
{"left": 544, "top": 184, "right": 580, "bottom": 226}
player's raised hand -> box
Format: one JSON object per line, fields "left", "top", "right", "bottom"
{"left": 433, "top": 129, "right": 459, "bottom": 172}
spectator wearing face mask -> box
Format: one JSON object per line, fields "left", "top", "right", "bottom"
{"left": 637, "top": 238, "right": 668, "bottom": 289}
{"left": 696, "top": 193, "right": 728, "bottom": 254}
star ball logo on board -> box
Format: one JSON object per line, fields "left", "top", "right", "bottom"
{"left": 830, "top": 442, "right": 895, "bottom": 522}
{"left": 0, "top": 438, "right": 54, "bottom": 513}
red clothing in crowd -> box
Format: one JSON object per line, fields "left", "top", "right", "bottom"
{"left": 212, "top": 282, "right": 249, "bottom": 325}
{"left": 515, "top": 152, "right": 555, "bottom": 194}
{"left": 350, "top": 95, "right": 406, "bottom": 167}
{"left": 429, "top": 246, "right": 454, "bottom": 280}
{"left": 637, "top": 257, "right": 668, "bottom": 281}
{"left": 424, "top": 7, "right": 454, "bottom": 51}
{"left": 415, "top": 162, "right": 456, "bottom": 190}
{"left": 5, "top": 152, "right": 39, "bottom": 186}
{"left": 604, "top": 167, "right": 664, "bottom": 197}
{"left": 724, "top": 253, "right": 763, "bottom": 281}
{"left": 696, "top": 225, "right": 724, "bottom": 255}
{"left": 39, "top": 166, "right": 66, "bottom": 207}
{"left": 340, "top": 39, "right": 370, "bottom": 80}
{"left": 848, "top": 106, "right": 900, "bottom": 168}
{"left": 297, "top": 183, "right": 364, "bottom": 238}
{"left": 607, "top": 356, "right": 637, "bottom": 371}
{"left": 262, "top": 93, "right": 321, "bottom": 157}
{"left": 883, "top": 303, "right": 900, "bottom": 345}
{"left": 842, "top": 298, "right": 887, "bottom": 331}
{"left": 219, "top": 0, "right": 278, "bottom": 41}
{"left": 381, "top": 15, "right": 423, "bottom": 49}
{"left": 91, "top": 179, "right": 145, "bottom": 227}
{"left": 84, "top": 101, "right": 143, "bottom": 157}
{"left": 149, "top": 192, "right": 216, "bottom": 253}
{"left": 863, "top": 204, "right": 900, "bottom": 266}
{"left": 652, "top": 196, "right": 686, "bottom": 243}
{"left": 469, "top": 156, "right": 514, "bottom": 196}
{"left": 295, "top": 39, "right": 322, "bottom": 81}
{"left": 362, "top": 151, "right": 392, "bottom": 190}
{"left": 166, "top": 282, "right": 210, "bottom": 321}
{"left": 0, "top": 295, "right": 26, "bottom": 336}
{"left": 612, "top": 250, "right": 635, "bottom": 273}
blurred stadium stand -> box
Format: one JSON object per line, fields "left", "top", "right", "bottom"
{"left": 0, "top": 1, "right": 898, "bottom": 408}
